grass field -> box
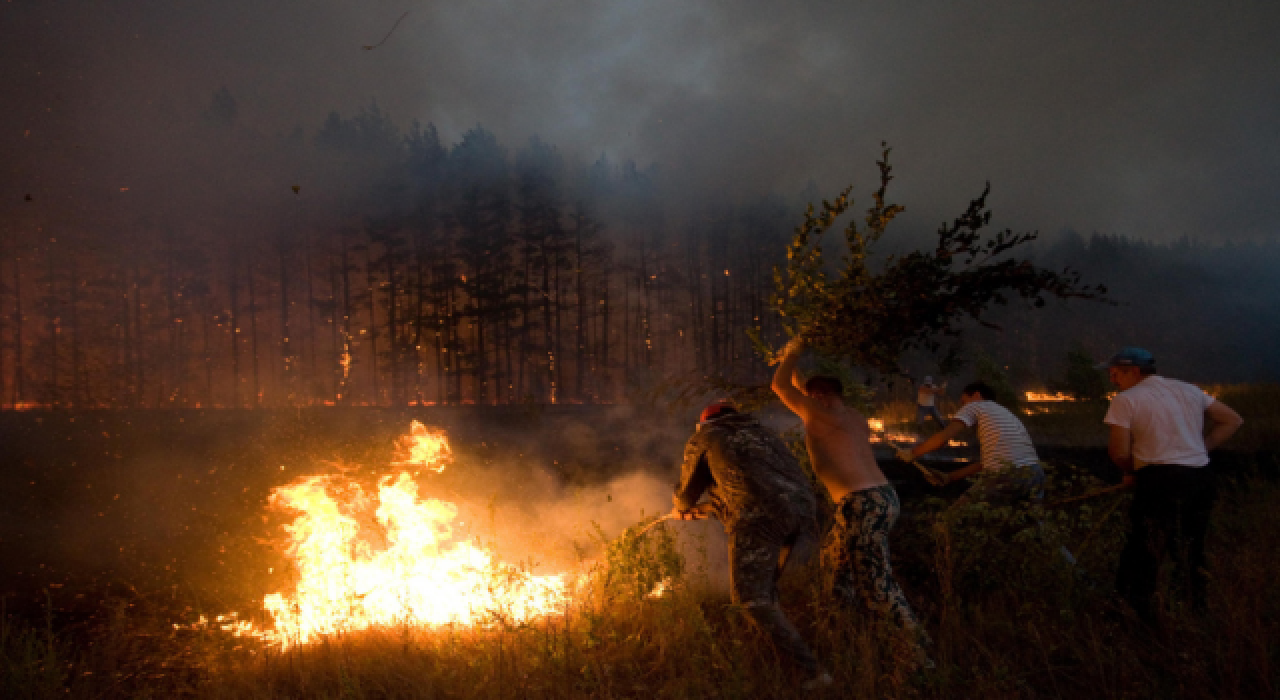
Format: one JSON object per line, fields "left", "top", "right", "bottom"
{"left": 2, "top": 388, "right": 1277, "bottom": 698}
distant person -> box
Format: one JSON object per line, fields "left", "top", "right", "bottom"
{"left": 670, "top": 399, "right": 830, "bottom": 687}
{"left": 916, "top": 377, "right": 947, "bottom": 429}
{"left": 772, "top": 338, "right": 928, "bottom": 666}
{"left": 1099, "top": 347, "right": 1243, "bottom": 621}
{"left": 901, "top": 381, "right": 1043, "bottom": 507}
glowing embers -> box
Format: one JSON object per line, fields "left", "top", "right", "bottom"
{"left": 1022, "top": 390, "right": 1114, "bottom": 414}
{"left": 262, "top": 427, "right": 567, "bottom": 649}
{"left": 1024, "top": 391, "right": 1075, "bottom": 403}
{"left": 868, "top": 418, "right": 918, "bottom": 444}
{"left": 867, "top": 418, "right": 922, "bottom": 445}
{"left": 867, "top": 416, "right": 968, "bottom": 448}
{"left": 646, "top": 577, "right": 674, "bottom": 599}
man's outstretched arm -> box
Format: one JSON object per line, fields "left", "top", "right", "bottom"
{"left": 772, "top": 337, "right": 819, "bottom": 422}
{"left": 905, "top": 419, "right": 966, "bottom": 460}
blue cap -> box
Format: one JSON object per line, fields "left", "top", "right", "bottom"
{"left": 1096, "top": 347, "right": 1155, "bottom": 370}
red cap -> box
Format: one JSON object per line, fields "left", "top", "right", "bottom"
{"left": 699, "top": 400, "right": 736, "bottom": 423}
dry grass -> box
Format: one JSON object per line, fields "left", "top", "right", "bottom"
{"left": 6, "top": 472, "right": 1278, "bottom": 699}
{"left": 4, "top": 387, "right": 1279, "bottom": 698}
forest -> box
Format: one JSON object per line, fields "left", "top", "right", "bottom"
{"left": 4, "top": 91, "right": 1279, "bottom": 410}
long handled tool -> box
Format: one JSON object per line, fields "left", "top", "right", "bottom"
{"left": 630, "top": 502, "right": 714, "bottom": 538}
{"left": 886, "top": 438, "right": 949, "bottom": 487}
{"left": 1047, "top": 483, "right": 1130, "bottom": 507}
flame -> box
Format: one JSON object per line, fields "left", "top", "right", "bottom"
{"left": 392, "top": 420, "right": 452, "bottom": 471}
{"left": 646, "top": 577, "right": 673, "bottom": 599}
{"left": 260, "top": 426, "right": 568, "bottom": 649}
{"left": 6, "top": 401, "right": 50, "bottom": 411}
{"left": 1023, "top": 390, "right": 1115, "bottom": 413}
{"left": 1024, "top": 391, "right": 1075, "bottom": 402}
{"left": 867, "top": 419, "right": 918, "bottom": 445}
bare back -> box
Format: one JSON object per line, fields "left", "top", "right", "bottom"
{"left": 802, "top": 402, "right": 887, "bottom": 502}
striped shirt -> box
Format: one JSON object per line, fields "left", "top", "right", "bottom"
{"left": 952, "top": 400, "right": 1039, "bottom": 471}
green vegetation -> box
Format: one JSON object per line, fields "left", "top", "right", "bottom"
{"left": 1051, "top": 347, "right": 1112, "bottom": 401}
{"left": 971, "top": 349, "right": 1023, "bottom": 410}
{"left": 755, "top": 144, "right": 1107, "bottom": 379}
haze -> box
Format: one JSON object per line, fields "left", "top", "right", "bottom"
{"left": 6, "top": 0, "right": 1280, "bottom": 240}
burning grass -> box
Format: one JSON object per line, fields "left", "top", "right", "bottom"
{"left": 2, "top": 403, "right": 1279, "bottom": 698}
{"left": 7, "top": 472, "right": 1280, "bottom": 698}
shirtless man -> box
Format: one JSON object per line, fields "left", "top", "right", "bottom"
{"left": 772, "top": 337, "right": 924, "bottom": 643}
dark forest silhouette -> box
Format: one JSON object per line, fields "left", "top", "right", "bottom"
{"left": 2, "top": 95, "right": 1278, "bottom": 409}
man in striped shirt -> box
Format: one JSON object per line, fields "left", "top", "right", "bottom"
{"left": 899, "top": 381, "right": 1045, "bottom": 504}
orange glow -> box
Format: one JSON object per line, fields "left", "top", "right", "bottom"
{"left": 647, "top": 577, "right": 673, "bottom": 599}
{"left": 865, "top": 418, "right": 919, "bottom": 445}
{"left": 254, "top": 425, "right": 569, "bottom": 649}
{"left": 392, "top": 420, "right": 452, "bottom": 472}
{"left": 5, "top": 401, "right": 50, "bottom": 411}
{"left": 1024, "top": 391, "right": 1075, "bottom": 402}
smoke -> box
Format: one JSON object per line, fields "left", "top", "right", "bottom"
{"left": 417, "top": 404, "right": 734, "bottom": 590}
{"left": 4, "top": 1, "right": 1280, "bottom": 240}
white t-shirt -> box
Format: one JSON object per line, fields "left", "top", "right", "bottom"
{"left": 952, "top": 400, "right": 1039, "bottom": 471}
{"left": 1103, "top": 375, "right": 1214, "bottom": 468}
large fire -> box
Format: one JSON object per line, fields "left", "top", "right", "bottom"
{"left": 259, "top": 422, "right": 569, "bottom": 648}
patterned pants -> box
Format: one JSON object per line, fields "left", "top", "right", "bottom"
{"left": 728, "top": 514, "right": 822, "bottom": 673}
{"left": 828, "top": 485, "right": 921, "bottom": 633}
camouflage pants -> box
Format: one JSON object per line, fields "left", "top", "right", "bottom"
{"left": 828, "top": 485, "right": 921, "bottom": 633}
{"left": 728, "top": 515, "right": 821, "bottom": 673}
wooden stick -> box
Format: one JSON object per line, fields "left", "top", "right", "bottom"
{"left": 886, "top": 439, "right": 949, "bottom": 487}
{"left": 630, "top": 503, "right": 713, "bottom": 538}
{"left": 1048, "top": 483, "right": 1130, "bottom": 507}
{"left": 633, "top": 514, "right": 676, "bottom": 538}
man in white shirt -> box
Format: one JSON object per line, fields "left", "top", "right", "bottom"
{"left": 901, "top": 381, "right": 1044, "bottom": 505}
{"left": 1100, "top": 347, "right": 1242, "bottom": 619}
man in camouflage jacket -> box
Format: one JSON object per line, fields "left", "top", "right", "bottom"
{"left": 672, "top": 402, "right": 824, "bottom": 677}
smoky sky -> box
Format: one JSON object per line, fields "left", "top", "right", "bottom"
{"left": 5, "top": 0, "right": 1280, "bottom": 240}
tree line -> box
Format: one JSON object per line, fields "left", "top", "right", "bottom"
{"left": 0, "top": 98, "right": 800, "bottom": 408}
{"left": 4, "top": 93, "right": 1277, "bottom": 410}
